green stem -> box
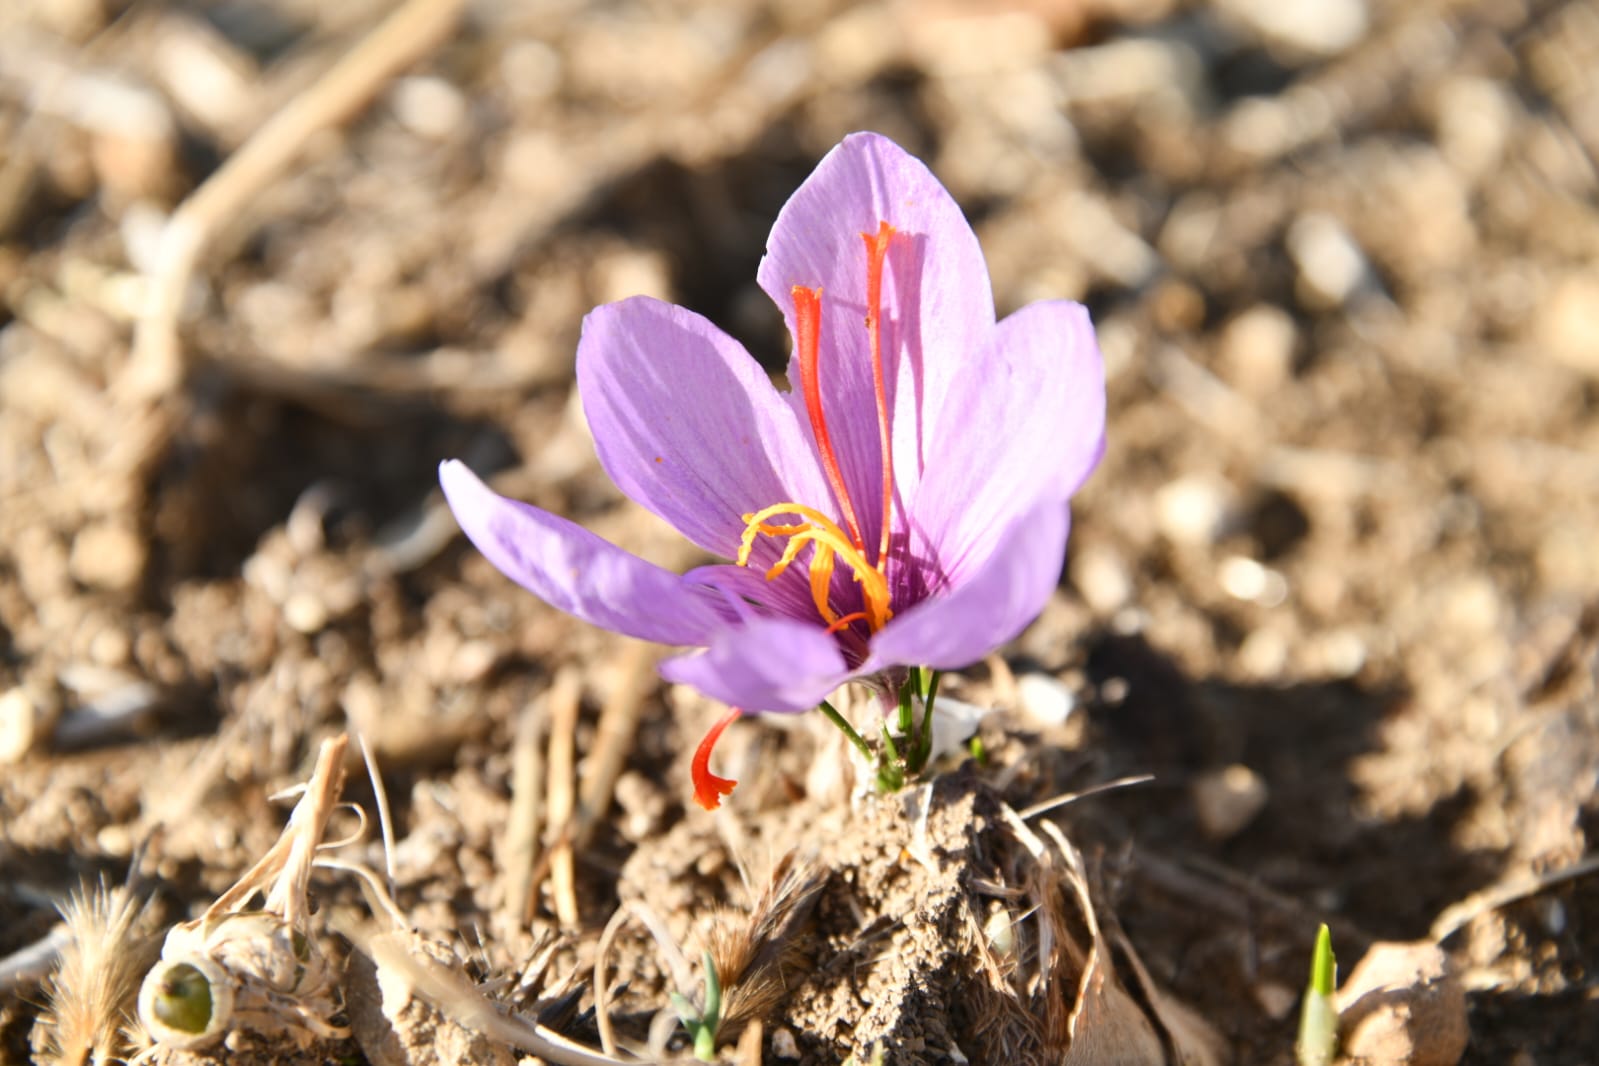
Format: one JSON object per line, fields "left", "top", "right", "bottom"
{"left": 896, "top": 671, "right": 915, "bottom": 736}
{"left": 818, "top": 699, "right": 875, "bottom": 763}
{"left": 879, "top": 723, "right": 902, "bottom": 765}
{"left": 914, "top": 670, "right": 942, "bottom": 769}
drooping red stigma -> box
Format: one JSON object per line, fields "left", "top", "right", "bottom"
{"left": 793, "top": 285, "right": 867, "bottom": 553}
{"left": 691, "top": 705, "right": 744, "bottom": 811}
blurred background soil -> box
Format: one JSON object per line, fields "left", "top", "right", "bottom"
{"left": 2, "top": 0, "right": 1597, "bottom": 1062}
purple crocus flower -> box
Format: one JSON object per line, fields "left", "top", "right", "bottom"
{"left": 440, "top": 131, "right": 1104, "bottom": 807}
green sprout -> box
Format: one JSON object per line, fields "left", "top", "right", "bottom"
{"left": 1295, "top": 923, "right": 1338, "bottom": 1066}
{"left": 822, "top": 667, "right": 953, "bottom": 793}
{"left": 670, "top": 950, "right": 723, "bottom": 1062}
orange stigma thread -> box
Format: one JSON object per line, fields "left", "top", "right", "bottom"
{"left": 692, "top": 706, "right": 743, "bottom": 810}
{"left": 862, "top": 221, "right": 897, "bottom": 575}
{"left": 793, "top": 285, "right": 866, "bottom": 552}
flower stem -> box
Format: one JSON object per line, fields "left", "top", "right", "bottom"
{"left": 896, "top": 672, "right": 915, "bottom": 736}
{"left": 818, "top": 699, "right": 875, "bottom": 763}
{"left": 914, "top": 669, "right": 942, "bottom": 769}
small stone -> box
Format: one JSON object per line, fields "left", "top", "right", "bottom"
{"left": 152, "top": 18, "right": 256, "bottom": 136}
{"left": 1218, "top": 305, "right": 1296, "bottom": 395}
{"left": 1253, "top": 980, "right": 1298, "bottom": 1020}
{"left": 88, "top": 624, "right": 132, "bottom": 666}
{"left": 1155, "top": 475, "right": 1232, "bottom": 546}
{"left": 447, "top": 640, "right": 498, "bottom": 684}
{"left": 1071, "top": 543, "right": 1133, "bottom": 613}
{"left": 771, "top": 1027, "right": 802, "bottom": 1059}
{"left": 389, "top": 76, "right": 468, "bottom": 141}
{"left": 1314, "top": 629, "right": 1367, "bottom": 678}
{"left": 0, "top": 688, "right": 39, "bottom": 764}
{"left": 1218, "top": 0, "right": 1368, "bottom": 56}
{"left": 1238, "top": 627, "right": 1288, "bottom": 679}
{"left": 1433, "top": 76, "right": 1513, "bottom": 180}
{"left": 1219, "top": 555, "right": 1288, "bottom": 607}
{"left": 1338, "top": 941, "right": 1468, "bottom": 1066}
{"left": 1288, "top": 212, "right": 1371, "bottom": 308}
{"left": 1191, "top": 764, "right": 1268, "bottom": 841}
{"left": 69, "top": 520, "right": 145, "bottom": 592}
{"left": 283, "top": 592, "right": 329, "bottom": 635}
{"left": 1016, "top": 673, "right": 1075, "bottom": 726}
{"left": 1538, "top": 271, "right": 1599, "bottom": 375}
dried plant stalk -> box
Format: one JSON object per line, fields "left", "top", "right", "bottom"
{"left": 135, "top": 734, "right": 350, "bottom": 1054}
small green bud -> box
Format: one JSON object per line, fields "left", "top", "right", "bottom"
{"left": 1295, "top": 923, "right": 1338, "bottom": 1066}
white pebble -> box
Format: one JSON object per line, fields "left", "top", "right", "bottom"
{"left": 1155, "top": 475, "right": 1232, "bottom": 546}
{"left": 1017, "top": 673, "right": 1076, "bottom": 726}
{"left": 1219, "top": 556, "right": 1288, "bottom": 607}
{"left": 0, "top": 688, "right": 39, "bottom": 764}
{"left": 1288, "top": 212, "right": 1371, "bottom": 307}
{"left": 1218, "top": 0, "right": 1368, "bottom": 56}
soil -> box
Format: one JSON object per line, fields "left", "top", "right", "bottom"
{"left": 3, "top": 0, "right": 1598, "bottom": 1064}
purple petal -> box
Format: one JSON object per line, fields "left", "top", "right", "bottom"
{"left": 659, "top": 616, "right": 851, "bottom": 713}
{"left": 440, "top": 460, "right": 725, "bottom": 646}
{"left": 683, "top": 561, "right": 822, "bottom": 628}
{"left": 908, "top": 300, "right": 1103, "bottom": 588}
{"left": 869, "top": 501, "right": 1070, "bottom": 671}
{"left": 757, "top": 132, "right": 997, "bottom": 555}
{"left": 578, "top": 297, "right": 831, "bottom": 559}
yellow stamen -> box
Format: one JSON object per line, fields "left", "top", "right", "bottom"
{"left": 738, "top": 503, "right": 893, "bottom": 632}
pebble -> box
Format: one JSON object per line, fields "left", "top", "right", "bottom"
{"left": 1338, "top": 941, "right": 1468, "bottom": 1066}
{"left": 0, "top": 688, "right": 39, "bottom": 764}
{"left": 1191, "top": 763, "right": 1268, "bottom": 840}
{"left": 1016, "top": 673, "right": 1075, "bottom": 726}
{"left": 1217, "top": 0, "right": 1369, "bottom": 56}
{"left": 1537, "top": 271, "right": 1599, "bottom": 375}
{"left": 770, "top": 1027, "right": 802, "bottom": 1059}
{"left": 69, "top": 519, "right": 145, "bottom": 592}
{"left": 283, "top": 591, "right": 329, "bottom": 635}
{"left": 1314, "top": 629, "right": 1368, "bottom": 678}
{"left": 1218, "top": 304, "right": 1296, "bottom": 395}
{"left": 1155, "top": 474, "right": 1232, "bottom": 546}
{"left": 499, "top": 40, "right": 562, "bottom": 104}
{"left": 1253, "top": 980, "right": 1298, "bottom": 1021}
{"left": 1219, "top": 555, "right": 1288, "bottom": 607}
{"left": 1070, "top": 543, "right": 1133, "bottom": 613}
{"left": 389, "top": 76, "right": 468, "bottom": 141}
{"left": 152, "top": 16, "right": 256, "bottom": 136}
{"left": 1433, "top": 76, "right": 1513, "bottom": 181}
{"left": 1288, "top": 212, "right": 1372, "bottom": 308}
{"left": 1238, "top": 627, "right": 1288, "bottom": 678}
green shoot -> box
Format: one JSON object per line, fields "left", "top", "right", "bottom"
{"left": 817, "top": 667, "right": 950, "bottom": 793}
{"left": 670, "top": 950, "right": 723, "bottom": 1062}
{"left": 1295, "top": 923, "right": 1338, "bottom": 1066}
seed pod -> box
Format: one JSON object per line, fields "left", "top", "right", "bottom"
{"left": 137, "top": 954, "right": 234, "bottom": 1050}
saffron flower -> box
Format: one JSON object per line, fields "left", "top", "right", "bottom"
{"left": 440, "top": 132, "right": 1105, "bottom": 808}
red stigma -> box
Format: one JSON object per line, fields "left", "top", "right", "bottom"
{"left": 861, "top": 221, "right": 897, "bottom": 574}
{"left": 691, "top": 706, "right": 743, "bottom": 811}
{"left": 793, "top": 285, "right": 867, "bottom": 552}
